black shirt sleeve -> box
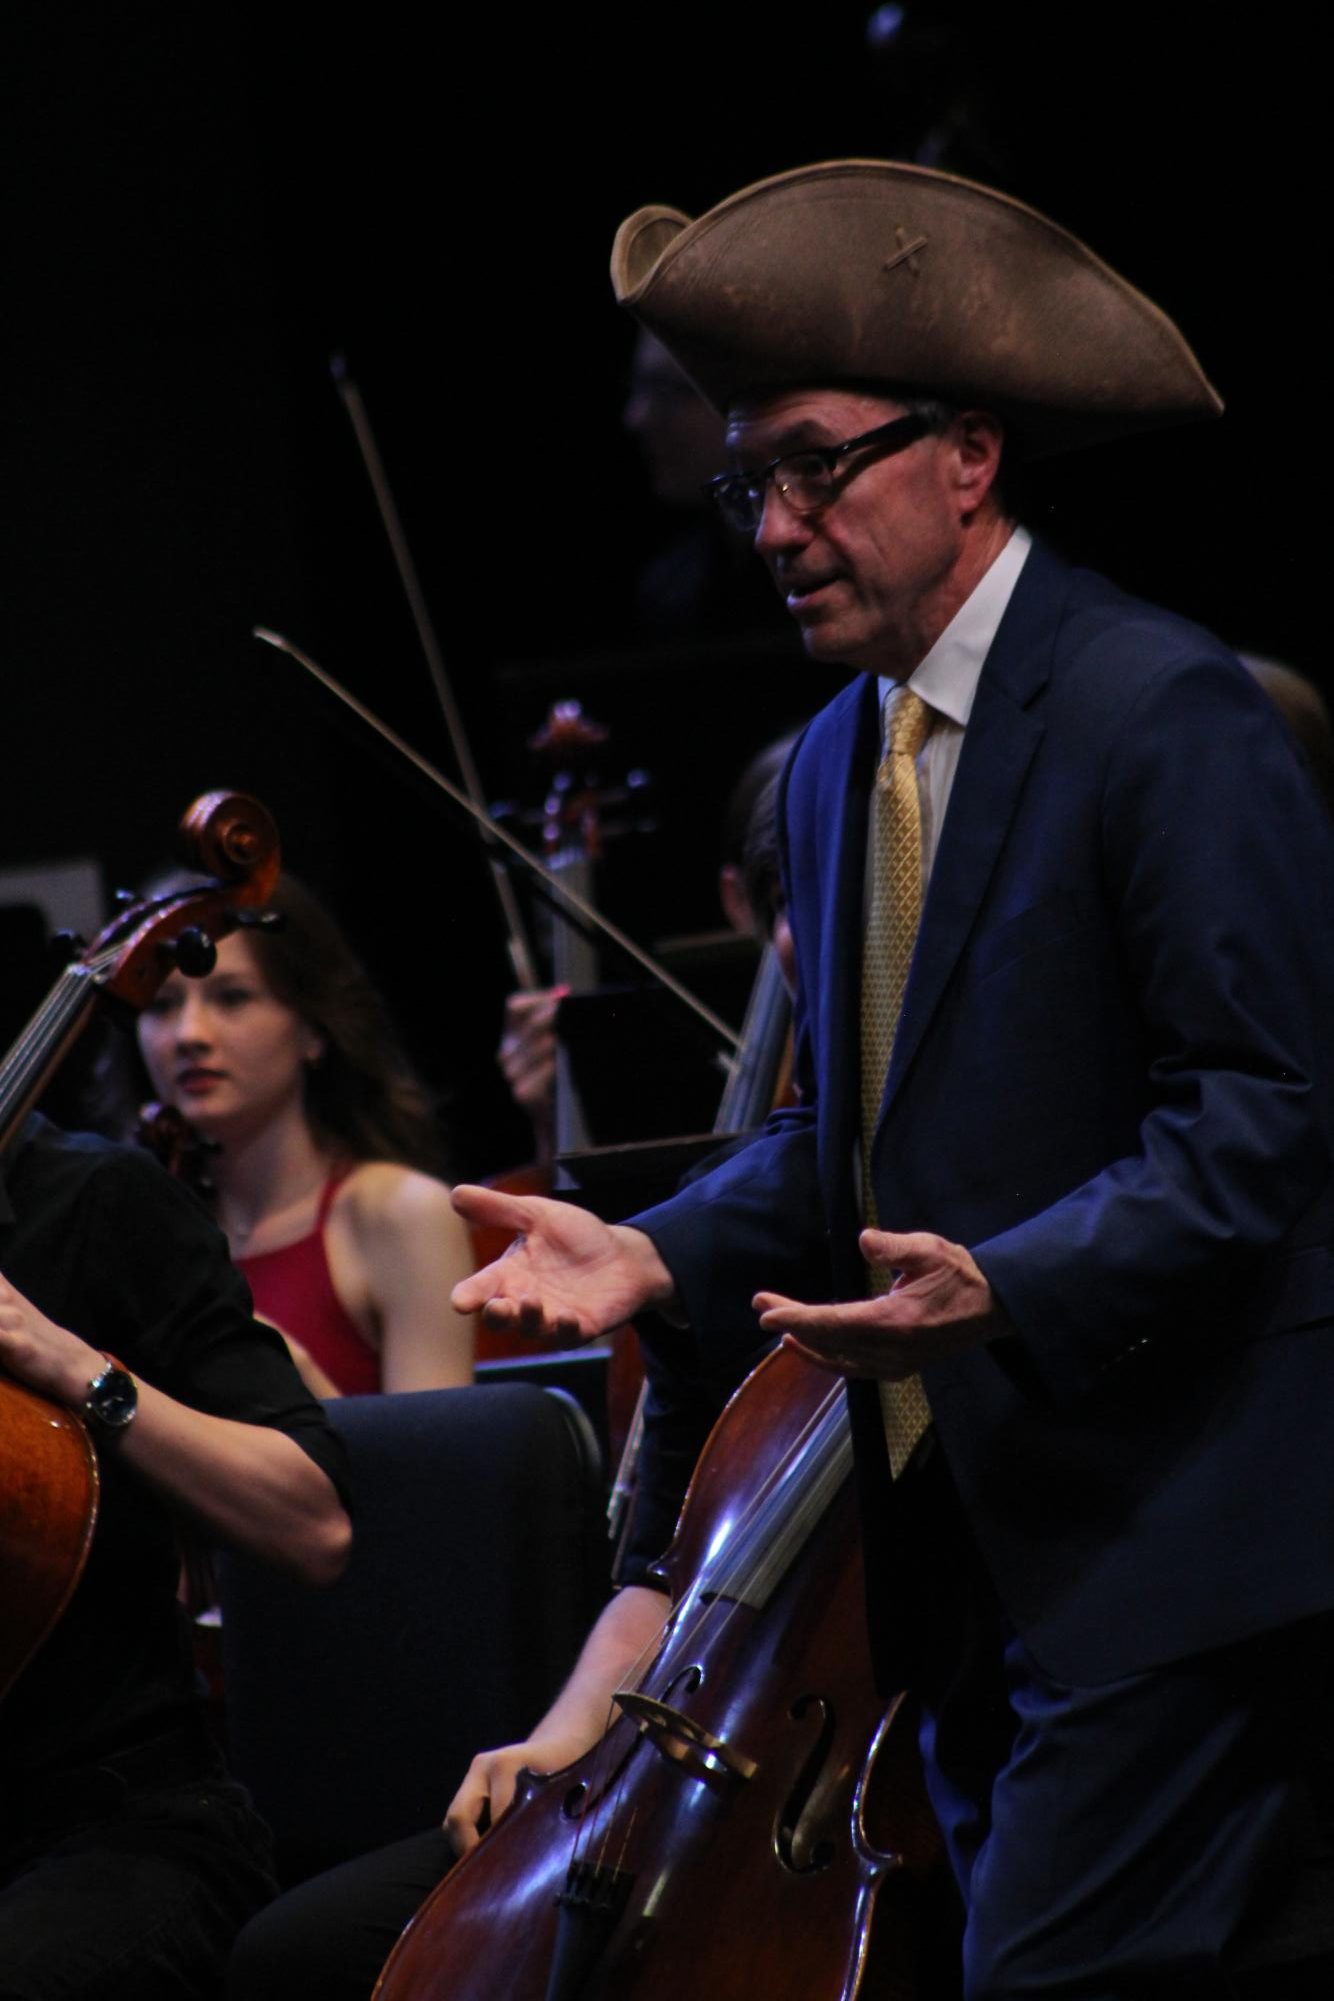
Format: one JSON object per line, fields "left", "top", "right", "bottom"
{"left": 3, "top": 1119, "right": 349, "bottom": 1502}
{"left": 0, "top": 1119, "right": 348, "bottom": 1775}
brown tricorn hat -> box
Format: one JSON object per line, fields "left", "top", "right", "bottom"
{"left": 611, "top": 160, "right": 1222, "bottom": 456}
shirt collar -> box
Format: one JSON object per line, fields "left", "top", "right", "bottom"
{"left": 879, "top": 524, "right": 1032, "bottom": 732}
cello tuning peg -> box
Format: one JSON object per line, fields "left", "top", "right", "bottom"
{"left": 235, "top": 909, "right": 285, "bottom": 932}
{"left": 170, "top": 926, "right": 217, "bottom": 978}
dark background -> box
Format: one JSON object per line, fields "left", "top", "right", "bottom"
{"left": 0, "top": 2, "right": 1320, "bottom": 1171}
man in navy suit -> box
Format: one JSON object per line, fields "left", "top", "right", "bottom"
{"left": 454, "top": 163, "right": 1334, "bottom": 1996}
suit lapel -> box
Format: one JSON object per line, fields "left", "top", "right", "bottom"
{"left": 874, "top": 543, "right": 1068, "bottom": 1131}
{"left": 815, "top": 676, "right": 879, "bottom": 1218}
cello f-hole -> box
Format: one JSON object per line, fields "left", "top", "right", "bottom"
{"left": 561, "top": 1780, "right": 590, "bottom": 1821}
{"left": 777, "top": 1692, "right": 840, "bottom": 1874}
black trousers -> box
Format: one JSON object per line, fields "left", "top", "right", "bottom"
{"left": 898, "top": 1450, "right": 1334, "bottom": 2001}
{"left": 0, "top": 1741, "right": 276, "bottom": 2001}
{"left": 225, "top": 1829, "right": 451, "bottom": 2001}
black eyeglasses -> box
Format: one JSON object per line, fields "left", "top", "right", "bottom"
{"left": 705, "top": 411, "right": 934, "bottom": 533}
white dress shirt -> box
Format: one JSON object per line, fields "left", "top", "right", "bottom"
{"left": 876, "top": 523, "right": 1033, "bottom": 885}
{"left": 855, "top": 527, "right": 1032, "bottom": 1188}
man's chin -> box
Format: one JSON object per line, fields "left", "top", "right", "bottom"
{"left": 794, "top": 616, "right": 860, "bottom": 669}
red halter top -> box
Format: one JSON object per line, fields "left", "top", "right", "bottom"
{"left": 237, "top": 1172, "right": 380, "bottom": 1394}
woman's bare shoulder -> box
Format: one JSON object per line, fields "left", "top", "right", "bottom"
{"left": 332, "top": 1160, "right": 460, "bottom": 1239}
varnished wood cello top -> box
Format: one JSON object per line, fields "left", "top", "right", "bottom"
{"left": 374, "top": 1344, "right": 945, "bottom": 2001}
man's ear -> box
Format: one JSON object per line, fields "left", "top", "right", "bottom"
{"left": 950, "top": 410, "right": 1005, "bottom": 518}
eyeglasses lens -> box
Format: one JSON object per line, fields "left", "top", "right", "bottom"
{"left": 777, "top": 456, "right": 832, "bottom": 515}
{"left": 718, "top": 454, "right": 832, "bottom": 532}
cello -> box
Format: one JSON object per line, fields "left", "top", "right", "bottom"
{"left": 0, "top": 790, "right": 280, "bottom": 1700}
{"left": 373, "top": 1342, "right": 946, "bottom": 2001}
{"left": 605, "top": 935, "right": 794, "bottom": 1561}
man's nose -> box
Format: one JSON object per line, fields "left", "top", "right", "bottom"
{"left": 753, "top": 479, "right": 813, "bottom": 558}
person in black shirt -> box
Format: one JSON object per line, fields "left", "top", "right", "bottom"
{"left": 0, "top": 1116, "right": 351, "bottom": 2001}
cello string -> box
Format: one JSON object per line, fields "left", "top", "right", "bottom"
{"left": 563, "top": 1587, "right": 678, "bottom": 1878}
{"left": 0, "top": 975, "right": 94, "bottom": 1135}
{"left": 1, "top": 977, "right": 79, "bottom": 1081}
{"left": 565, "top": 1689, "right": 640, "bottom": 1880}
{"left": 626, "top": 1365, "right": 844, "bottom": 1681}
{"left": 574, "top": 1363, "right": 847, "bottom": 1881}
{"left": 0, "top": 917, "right": 177, "bottom": 1135}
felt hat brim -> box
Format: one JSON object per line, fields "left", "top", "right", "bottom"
{"left": 611, "top": 160, "right": 1221, "bottom": 456}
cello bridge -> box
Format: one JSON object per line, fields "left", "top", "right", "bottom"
{"left": 613, "top": 1689, "right": 758, "bottom": 1782}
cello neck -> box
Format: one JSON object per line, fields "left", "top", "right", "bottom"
{"left": 713, "top": 944, "right": 792, "bottom": 1135}
{"left": 550, "top": 847, "right": 596, "bottom": 1162}
{"left": 0, "top": 964, "right": 100, "bottom": 1159}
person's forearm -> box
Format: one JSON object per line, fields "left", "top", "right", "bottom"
{"left": 119, "top": 1381, "right": 350, "bottom": 1584}
{"left": 528, "top": 1584, "right": 671, "bottom": 1752}
{"left": 444, "top": 1583, "right": 674, "bottom": 1854}
{"left": 29, "top": 1324, "right": 348, "bottom": 1584}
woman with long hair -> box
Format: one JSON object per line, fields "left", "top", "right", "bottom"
{"left": 133, "top": 873, "right": 474, "bottom": 1396}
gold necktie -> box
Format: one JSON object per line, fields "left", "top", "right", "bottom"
{"left": 861, "top": 685, "right": 934, "bottom": 1476}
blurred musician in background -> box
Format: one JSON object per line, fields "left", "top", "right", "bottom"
{"left": 623, "top": 328, "right": 792, "bottom": 643}
{"left": 1240, "top": 653, "right": 1334, "bottom": 818}
{"left": 497, "top": 730, "right": 800, "bottom": 1155}
{"left": 128, "top": 874, "right": 474, "bottom": 1397}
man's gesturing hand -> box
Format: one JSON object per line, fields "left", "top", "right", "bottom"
{"left": 754, "top": 1228, "right": 1003, "bottom": 1379}
{"left": 450, "top": 1185, "right": 677, "bottom": 1345}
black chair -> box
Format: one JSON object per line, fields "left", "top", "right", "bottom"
{"left": 217, "top": 1383, "right": 608, "bottom": 1885}
{"left": 474, "top": 1343, "right": 613, "bottom": 1473}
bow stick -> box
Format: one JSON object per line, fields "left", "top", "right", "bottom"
{"left": 331, "top": 352, "right": 539, "bottom": 990}
{"left": 253, "top": 626, "right": 741, "bottom": 1055}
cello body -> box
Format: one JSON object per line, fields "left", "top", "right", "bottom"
{"left": 0, "top": 1382, "right": 98, "bottom": 1701}
{"left": 374, "top": 1346, "right": 945, "bottom": 2001}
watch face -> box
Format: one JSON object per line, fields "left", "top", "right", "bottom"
{"left": 87, "top": 1365, "right": 137, "bottom": 1430}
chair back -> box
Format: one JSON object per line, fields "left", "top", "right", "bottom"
{"left": 218, "top": 1383, "right": 607, "bottom": 1883}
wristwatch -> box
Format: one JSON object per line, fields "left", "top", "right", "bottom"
{"left": 83, "top": 1354, "right": 138, "bottom": 1434}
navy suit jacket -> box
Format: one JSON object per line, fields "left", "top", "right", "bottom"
{"left": 641, "top": 540, "right": 1334, "bottom": 1685}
